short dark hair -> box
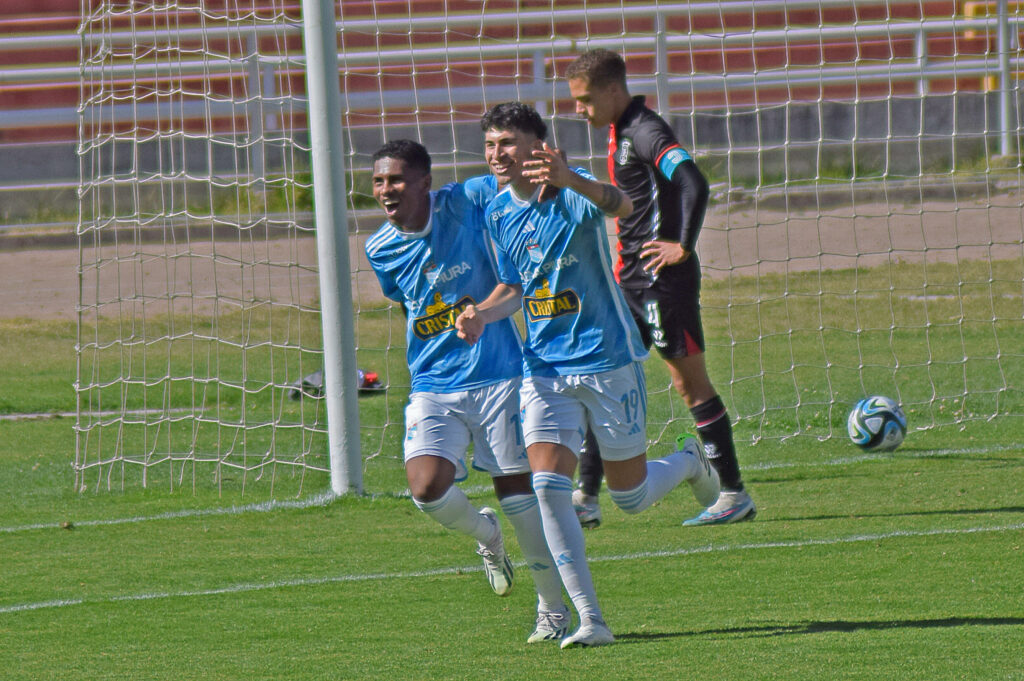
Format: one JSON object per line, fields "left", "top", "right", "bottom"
{"left": 565, "top": 48, "right": 628, "bottom": 90}
{"left": 480, "top": 101, "right": 547, "bottom": 141}
{"left": 372, "top": 139, "right": 431, "bottom": 174}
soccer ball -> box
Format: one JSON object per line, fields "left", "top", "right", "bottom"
{"left": 847, "top": 396, "right": 907, "bottom": 451}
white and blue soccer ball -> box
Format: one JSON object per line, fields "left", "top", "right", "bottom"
{"left": 847, "top": 395, "right": 907, "bottom": 451}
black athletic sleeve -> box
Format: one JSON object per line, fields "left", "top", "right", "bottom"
{"left": 632, "top": 115, "right": 710, "bottom": 251}
{"left": 671, "top": 159, "right": 710, "bottom": 253}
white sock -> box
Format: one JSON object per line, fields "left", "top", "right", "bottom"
{"left": 500, "top": 493, "right": 566, "bottom": 613}
{"left": 413, "top": 486, "right": 495, "bottom": 545}
{"left": 607, "top": 451, "right": 693, "bottom": 514}
{"left": 532, "top": 471, "right": 602, "bottom": 623}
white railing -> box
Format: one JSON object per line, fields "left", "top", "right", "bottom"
{"left": 1, "top": 2, "right": 1022, "bottom": 203}
{"left": 2, "top": 7, "right": 1022, "bottom": 124}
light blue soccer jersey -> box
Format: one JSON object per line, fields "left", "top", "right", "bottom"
{"left": 485, "top": 169, "right": 648, "bottom": 377}
{"left": 365, "top": 175, "right": 523, "bottom": 393}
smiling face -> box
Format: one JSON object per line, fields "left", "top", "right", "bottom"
{"left": 568, "top": 76, "right": 624, "bottom": 129}
{"left": 372, "top": 156, "right": 432, "bottom": 231}
{"left": 484, "top": 126, "right": 542, "bottom": 194}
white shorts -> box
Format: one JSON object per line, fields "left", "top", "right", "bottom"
{"left": 403, "top": 377, "right": 530, "bottom": 480}
{"left": 520, "top": 361, "right": 648, "bottom": 461}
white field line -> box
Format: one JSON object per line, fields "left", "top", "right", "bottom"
{"left": 3, "top": 444, "right": 1020, "bottom": 536}
{"left": 3, "top": 521, "right": 1022, "bottom": 615}
{"left": 1, "top": 492, "right": 340, "bottom": 534}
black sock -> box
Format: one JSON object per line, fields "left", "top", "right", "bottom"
{"left": 690, "top": 396, "right": 744, "bottom": 491}
{"left": 578, "top": 428, "right": 604, "bottom": 497}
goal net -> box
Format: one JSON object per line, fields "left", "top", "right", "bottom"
{"left": 76, "top": 1, "right": 326, "bottom": 493}
{"left": 76, "top": 0, "right": 1024, "bottom": 494}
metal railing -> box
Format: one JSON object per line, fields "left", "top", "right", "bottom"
{"left": 1, "top": 1, "right": 1022, "bottom": 208}
{"left": 3, "top": 4, "right": 1022, "bottom": 123}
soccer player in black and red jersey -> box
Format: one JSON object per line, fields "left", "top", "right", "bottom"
{"left": 565, "top": 48, "right": 756, "bottom": 526}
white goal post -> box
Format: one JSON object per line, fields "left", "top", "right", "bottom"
{"left": 75, "top": 1, "right": 1024, "bottom": 495}
{"left": 300, "top": 0, "right": 362, "bottom": 495}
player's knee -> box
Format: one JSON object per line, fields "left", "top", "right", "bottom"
{"left": 406, "top": 454, "right": 457, "bottom": 502}
{"left": 408, "top": 476, "right": 450, "bottom": 503}
{"left": 492, "top": 472, "right": 534, "bottom": 499}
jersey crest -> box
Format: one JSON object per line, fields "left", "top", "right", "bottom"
{"left": 617, "top": 138, "right": 633, "bottom": 165}
{"left": 526, "top": 241, "right": 543, "bottom": 264}
{"left": 421, "top": 260, "right": 438, "bottom": 285}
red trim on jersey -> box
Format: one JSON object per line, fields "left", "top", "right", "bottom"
{"left": 607, "top": 124, "right": 618, "bottom": 184}
{"left": 608, "top": 124, "right": 624, "bottom": 284}
{"left": 654, "top": 143, "right": 683, "bottom": 170}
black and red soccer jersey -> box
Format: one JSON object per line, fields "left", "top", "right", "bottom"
{"left": 608, "top": 96, "right": 709, "bottom": 289}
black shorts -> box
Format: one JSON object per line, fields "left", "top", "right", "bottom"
{"left": 622, "top": 257, "right": 705, "bottom": 359}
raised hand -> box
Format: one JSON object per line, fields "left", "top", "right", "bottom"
{"left": 523, "top": 142, "right": 572, "bottom": 188}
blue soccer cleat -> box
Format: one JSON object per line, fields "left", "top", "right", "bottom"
{"left": 683, "top": 490, "right": 757, "bottom": 526}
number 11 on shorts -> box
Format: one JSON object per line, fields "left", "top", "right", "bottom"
{"left": 645, "top": 300, "right": 666, "bottom": 348}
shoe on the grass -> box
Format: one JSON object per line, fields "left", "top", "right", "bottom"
{"left": 476, "top": 507, "right": 513, "bottom": 596}
{"left": 560, "top": 617, "right": 615, "bottom": 648}
{"left": 683, "top": 489, "right": 757, "bottom": 526}
{"left": 527, "top": 607, "right": 570, "bottom": 643}
{"left": 677, "top": 435, "right": 721, "bottom": 507}
{"left": 571, "top": 488, "right": 602, "bottom": 529}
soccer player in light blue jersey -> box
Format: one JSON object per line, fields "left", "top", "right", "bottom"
{"left": 364, "top": 139, "right": 568, "bottom": 644}
{"left": 456, "top": 103, "right": 721, "bottom": 648}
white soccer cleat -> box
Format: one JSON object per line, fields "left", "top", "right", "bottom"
{"left": 679, "top": 435, "right": 721, "bottom": 508}
{"left": 571, "top": 488, "right": 603, "bottom": 529}
{"left": 559, "top": 618, "right": 615, "bottom": 648}
{"left": 476, "top": 507, "right": 514, "bottom": 596}
{"left": 527, "top": 607, "right": 571, "bottom": 643}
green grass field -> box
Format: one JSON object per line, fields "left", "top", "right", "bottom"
{"left": 2, "top": 270, "right": 1023, "bottom": 679}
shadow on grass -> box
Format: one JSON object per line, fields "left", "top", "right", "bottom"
{"left": 750, "top": 451, "right": 1023, "bottom": 486}
{"left": 616, "top": 615, "right": 1024, "bottom": 642}
{"left": 761, "top": 504, "right": 1024, "bottom": 523}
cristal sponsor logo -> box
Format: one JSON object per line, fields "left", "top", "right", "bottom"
{"left": 413, "top": 293, "right": 475, "bottom": 340}
{"left": 523, "top": 279, "right": 580, "bottom": 321}
{"left": 618, "top": 138, "right": 632, "bottom": 165}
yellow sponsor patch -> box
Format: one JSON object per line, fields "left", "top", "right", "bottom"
{"left": 413, "top": 293, "right": 475, "bottom": 340}
{"left": 524, "top": 279, "right": 580, "bottom": 321}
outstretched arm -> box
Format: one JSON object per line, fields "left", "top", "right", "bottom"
{"left": 523, "top": 143, "right": 633, "bottom": 218}
{"left": 455, "top": 283, "right": 523, "bottom": 345}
